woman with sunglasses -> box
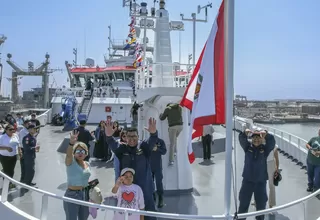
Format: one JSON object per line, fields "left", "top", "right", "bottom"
{"left": 64, "top": 130, "right": 91, "bottom": 220}
{"left": 0, "top": 124, "right": 20, "bottom": 189}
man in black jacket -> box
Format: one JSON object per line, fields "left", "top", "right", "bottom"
{"left": 159, "top": 103, "right": 183, "bottom": 166}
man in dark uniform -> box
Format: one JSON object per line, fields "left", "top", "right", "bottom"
{"left": 21, "top": 124, "right": 39, "bottom": 187}
{"left": 150, "top": 138, "right": 167, "bottom": 208}
{"left": 30, "top": 113, "right": 41, "bottom": 134}
{"left": 75, "top": 114, "right": 94, "bottom": 161}
{"left": 105, "top": 118, "right": 158, "bottom": 220}
{"left": 130, "top": 102, "right": 142, "bottom": 127}
{"left": 238, "top": 129, "right": 275, "bottom": 220}
{"left": 19, "top": 119, "right": 31, "bottom": 183}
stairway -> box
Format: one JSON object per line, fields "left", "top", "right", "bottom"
{"left": 80, "top": 98, "right": 92, "bottom": 115}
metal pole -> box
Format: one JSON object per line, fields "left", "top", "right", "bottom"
{"left": 143, "top": 17, "right": 148, "bottom": 66}
{"left": 108, "top": 26, "right": 111, "bottom": 59}
{"left": 179, "top": 31, "right": 181, "bottom": 63}
{"left": 224, "top": 0, "right": 235, "bottom": 219}
{"left": 192, "top": 14, "right": 196, "bottom": 66}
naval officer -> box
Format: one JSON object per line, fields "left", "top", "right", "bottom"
{"left": 238, "top": 129, "right": 275, "bottom": 220}
{"left": 151, "top": 137, "right": 167, "bottom": 208}
{"left": 105, "top": 118, "right": 158, "bottom": 220}
{"left": 21, "top": 124, "right": 39, "bottom": 186}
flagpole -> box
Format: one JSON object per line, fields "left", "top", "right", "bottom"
{"left": 223, "top": 0, "right": 235, "bottom": 219}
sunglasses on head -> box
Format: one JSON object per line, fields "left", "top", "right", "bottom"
{"left": 75, "top": 149, "right": 86, "bottom": 155}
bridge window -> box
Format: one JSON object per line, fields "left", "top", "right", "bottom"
{"left": 74, "top": 75, "right": 86, "bottom": 87}
{"left": 114, "top": 72, "right": 124, "bottom": 81}
{"left": 124, "top": 72, "right": 135, "bottom": 81}
{"left": 108, "top": 72, "right": 115, "bottom": 81}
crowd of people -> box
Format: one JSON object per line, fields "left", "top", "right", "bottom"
{"left": 64, "top": 116, "right": 167, "bottom": 220}
{"left": 0, "top": 113, "right": 41, "bottom": 191}
{"left": 4, "top": 108, "right": 320, "bottom": 220}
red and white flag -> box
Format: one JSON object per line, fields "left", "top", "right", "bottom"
{"left": 180, "top": 0, "right": 225, "bottom": 164}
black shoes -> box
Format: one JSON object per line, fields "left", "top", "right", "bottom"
{"left": 158, "top": 195, "right": 164, "bottom": 208}
{"left": 153, "top": 192, "right": 164, "bottom": 208}
{"left": 307, "top": 186, "right": 313, "bottom": 192}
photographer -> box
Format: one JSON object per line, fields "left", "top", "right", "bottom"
{"left": 238, "top": 129, "right": 275, "bottom": 220}
{"left": 305, "top": 129, "right": 320, "bottom": 194}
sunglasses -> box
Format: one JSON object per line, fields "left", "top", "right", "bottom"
{"left": 75, "top": 149, "right": 86, "bottom": 154}
{"left": 8, "top": 129, "right": 15, "bottom": 131}
{"left": 127, "top": 135, "right": 137, "bottom": 139}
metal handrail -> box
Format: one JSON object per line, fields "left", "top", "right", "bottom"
{"left": 1, "top": 152, "right": 320, "bottom": 219}
{"left": 255, "top": 123, "right": 308, "bottom": 142}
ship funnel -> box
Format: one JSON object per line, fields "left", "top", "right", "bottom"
{"left": 85, "top": 58, "right": 95, "bottom": 67}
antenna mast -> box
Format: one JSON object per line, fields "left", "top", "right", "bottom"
{"left": 0, "top": 35, "right": 7, "bottom": 97}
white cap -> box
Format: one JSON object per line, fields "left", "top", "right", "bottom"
{"left": 120, "top": 168, "right": 135, "bottom": 176}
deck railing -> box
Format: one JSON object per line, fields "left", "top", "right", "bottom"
{"left": 1, "top": 166, "right": 320, "bottom": 219}
{"left": 135, "top": 63, "right": 194, "bottom": 89}
{"left": 1, "top": 117, "right": 319, "bottom": 219}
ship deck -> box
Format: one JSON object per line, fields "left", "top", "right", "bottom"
{"left": 1, "top": 125, "right": 319, "bottom": 220}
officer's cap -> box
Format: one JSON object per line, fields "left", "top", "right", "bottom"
{"left": 273, "top": 170, "right": 282, "bottom": 186}
{"left": 120, "top": 168, "right": 135, "bottom": 176}
{"left": 27, "top": 124, "right": 37, "bottom": 129}
{"left": 251, "top": 132, "right": 261, "bottom": 138}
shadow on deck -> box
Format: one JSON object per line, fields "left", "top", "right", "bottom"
{"left": 0, "top": 125, "right": 318, "bottom": 220}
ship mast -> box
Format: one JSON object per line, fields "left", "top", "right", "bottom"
{"left": 0, "top": 35, "right": 7, "bottom": 97}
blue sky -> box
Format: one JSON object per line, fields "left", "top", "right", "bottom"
{"left": 0, "top": 0, "right": 319, "bottom": 100}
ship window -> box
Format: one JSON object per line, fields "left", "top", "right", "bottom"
{"left": 124, "top": 72, "right": 135, "bottom": 81}
{"left": 120, "top": 106, "right": 123, "bottom": 109}
{"left": 108, "top": 72, "right": 115, "bottom": 81}
{"left": 115, "top": 72, "right": 124, "bottom": 81}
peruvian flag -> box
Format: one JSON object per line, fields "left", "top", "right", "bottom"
{"left": 180, "top": 0, "right": 225, "bottom": 164}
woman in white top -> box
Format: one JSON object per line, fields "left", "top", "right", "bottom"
{"left": 0, "top": 124, "right": 20, "bottom": 189}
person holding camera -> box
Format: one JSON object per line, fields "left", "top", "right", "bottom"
{"left": 237, "top": 128, "right": 275, "bottom": 220}
{"left": 305, "top": 129, "right": 320, "bottom": 194}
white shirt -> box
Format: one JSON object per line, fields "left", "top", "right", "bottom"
{"left": 19, "top": 127, "right": 29, "bottom": 148}
{"left": 0, "top": 134, "right": 19, "bottom": 156}
{"left": 203, "top": 125, "right": 214, "bottom": 136}
{"left": 113, "top": 184, "right": 145, "bottom": 220}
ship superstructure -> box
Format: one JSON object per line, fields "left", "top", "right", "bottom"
{"left": 51, "top": 0, "right": 190, "bottom": 125}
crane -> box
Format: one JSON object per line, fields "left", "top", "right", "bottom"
{"left": 6, "top": 53, "right": 62, "bottom": 107}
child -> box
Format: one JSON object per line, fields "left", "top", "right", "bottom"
{"left": 112, "top": 168, "right": 145, "bottom": 220}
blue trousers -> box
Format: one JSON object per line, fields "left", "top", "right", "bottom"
{"left": 143, "top": 187, "right": 157, "bottom": 220}
{"left": 152, "top": 169, "right": 164, "bottom": 195}
{"left": 22, "top": 156, "right": 35, "bottom": 185}
{"left": 307, "top": 159, "right": 320, "bottom": 190}
{"left": 63, "top": 189, "right": 89, "bottom": 220}
{"left": 238, "top": 180, "right": 267, "bottom": 220}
